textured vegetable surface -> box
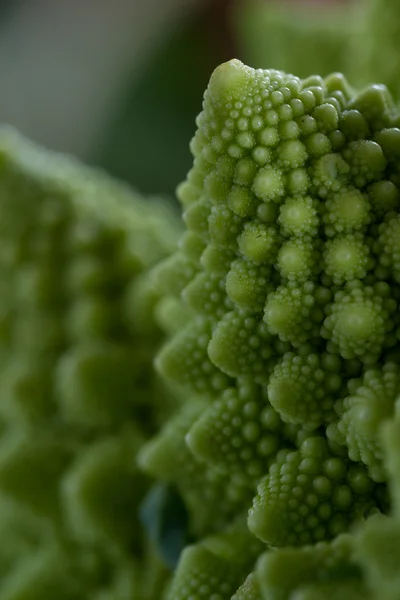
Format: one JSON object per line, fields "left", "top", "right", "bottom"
{"left": 139, "top": 59, "right": 400, "bottom": 598}
{"left": 0, "top": 129, "right": 181, "bottom": 599}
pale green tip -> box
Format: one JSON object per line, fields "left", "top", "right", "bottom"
{"left": 208, "top": 59, "right": 253, "bottom": 103}
{"left": 248, "top": 503, "right": 281, "bottom": 546}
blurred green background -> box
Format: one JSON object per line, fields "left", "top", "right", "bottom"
{"left": 0, "top": 0, "right": 397, "bottom": 198}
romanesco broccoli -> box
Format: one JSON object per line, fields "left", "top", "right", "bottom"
{"left": 140, "top": 59, "right": 400, "bottom": 599}
{"left": 0, "top": 129, "right": 180, "bottom": 599}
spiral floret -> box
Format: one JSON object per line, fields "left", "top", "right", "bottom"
{"left": 248, "top": 437, "right": 381, "bottom": 546}
{"left": 238, "top": 221, "right": 280, "bottom": 264}
{"left": 321, "top": 282, "right": 396, "bottom": 363}
{"left": 276, "top": 238, "right": 320, "bottom": 282}
{"left": 187, "top": 380, "right": 286, "bottom": 483}
{"left": 268, "top": 352, "right": 343, "bottom": 428}
{"left": 324, "top": 187, "right": 371, "bottom": 234}
{"left": 156, "top": 319, "right": 230, "bottom": 395}
{"left": 264, "top": 282, "right": 323, "bottom": 347}
{"left": 226, "top": 259, "right": 273, "bottom": 311}
{"left": 183, "top": 270, "right": 231, "bottom": 319}
{"left": 208, "top": 310, "right": 277, "bottom": 380}
{"left": 323, "top": 234, "right": 371, "bottom": 284}
{"left": 278, "top": 195, "right": 319, "bottom": 237}
{"left": 343, "top": 140, "right": 387, "bottom": 187}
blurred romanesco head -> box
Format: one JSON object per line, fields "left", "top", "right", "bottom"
{"left": 353, "top": 0, "right": 400, "bottom": 104}
{"left": 0, "top": 129, "right": 182, "bottom": 599}
{"left": 138, "top": 59, "right": 400, "bottom": 598}
{"left": 235, "top": 0, "right": 354, "bottom": 80}
{"left": 236, "top": 0, "right": 400, "bottom": 105}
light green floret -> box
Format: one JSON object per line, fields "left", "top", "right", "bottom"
{"left": 248, "top": 437, "right": 383, "bottom": 547}
{"left": 187, "top": 380, "right": 286, "bottom": 484}
{"left": 311, "top": 153, "right": 350, "bottom": 197}
{"left": 323, "top": 187, "right": 371, "bottom": 235}
{"left": 276, "top": 238, "right": 320, "bottom": 282}
{"left": 182, "top": 196, "right": 212, "bottom": 240}
{"left": 343, "top": 140, "right": 387, "bottom": 187}
{"left": 209, "top": 205, "right": 243, "bottom": 249}
{"left": 253, "top": 167, "right": 285, "bottom": 203}
{"left": 238, "top": 222, "right": 280, "bottom": 264}
{"left": 200, "top": 243, "right": 236, "bottom": 276}
{"left": 208, "top": 310, "right": 279, "bottom": 380}
{"left": 264, "top": 282, "right": 325, "bottom": 347}
{"left": 183, "top": 271, "right": 232, "bottom": 320}
{"left": 328, "top": 363, "right": 400, "bottom": 482}
{"left": 152, "top": 252, "right": 199, "bottom": 299}
{"left": 226, "top": 259, "right": 274, "bottom": 312}
{"left": 156, "top": 318, "right": 231, "bottom": 395}
{"left": 322, "top": 281, "right": 397, "bottom": 363}
{"left": 278, "top": 196, "right": 319, "bottom": 237}
{"left": 228, "top": 185, "right": 258, "bottom": 218}
{"left": 323, "top": 234, "right": 371, "bottom": 284}
{"left": 268, "top": 352, "right": 343, "bottom": 429}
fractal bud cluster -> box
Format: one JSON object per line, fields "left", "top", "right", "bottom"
{"left": 1, "top": 56, "right": 400, "bottom": 600}
{"left": 141, "top": 59, "right": 400, "bottom": 599}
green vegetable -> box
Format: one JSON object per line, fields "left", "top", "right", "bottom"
{"left": 142, "top": 59, "right": 400, "bottom": 598}
{"left": 247, "top": 407, "right": 400, "bottom": 600}
{"left": 0, "top": 128, "right": 181, "bottom": 598}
